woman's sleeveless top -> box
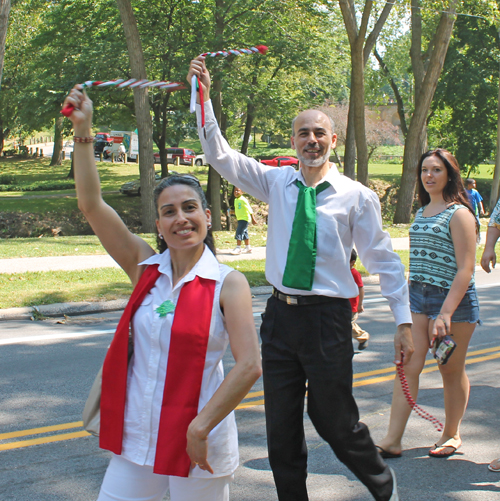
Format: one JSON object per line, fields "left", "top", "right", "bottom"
{"left": 409, "top": 204, "right": 474, "bottom": 288}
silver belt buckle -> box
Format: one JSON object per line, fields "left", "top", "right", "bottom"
{"left": 286, "top": 295, "right": 298, "bottom": 305}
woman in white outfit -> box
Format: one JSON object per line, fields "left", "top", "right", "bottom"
{"left": 63, "top": 86, "right": 262, "bottom": 501}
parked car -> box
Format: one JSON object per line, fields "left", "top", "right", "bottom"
{"left": 63, "top": 141, "right": 74, "bottom": 155}
{"left": 95, "top": 133, "right": 112, "bottom": 142}
{"left": 119, "top": 171, "right": 178, "bottom": 196}
{"left": 153, "top": 148, "right": 197, "bottom": 165}
{"left": 194, "top": 154, "right": 206, "bottom": 166}
{"left": 120, "top": 172, "right": 161, "bottom": 196}
{"left": 260, "top": 156, "right": 299, "bottom": 168}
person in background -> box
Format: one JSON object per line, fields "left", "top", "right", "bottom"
{"left": 377, "top": 149, "right": 479, "bottom": 460}
{"left": 62, "top": 85, "right": 262, "bottom": 501}
{"left": 118, "top": 142, "right": 127, "bottom": 162}
{"left": 349, "top": 248, "right": 370, "bottom": 350}
{"left": 480, "top": 196, "right": 500, "bottom": 473}
{"left": 465, "top": 178, "right": 484, "bottom": 227}
{"left": 231, "top": 186, "right": 257, "bottom": 255}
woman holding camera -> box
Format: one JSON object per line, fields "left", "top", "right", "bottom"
{"left": 377, "top": 149, "right": 479, "bottom": 459}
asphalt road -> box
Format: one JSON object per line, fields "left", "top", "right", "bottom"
{"left": 1, "top": 275, "right": 500, "bottom": 500}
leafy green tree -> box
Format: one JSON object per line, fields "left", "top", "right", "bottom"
{"left": 393, "top": 0, "right": 459, "bottom": 223}
{"left": 0, "top": 0, "right": 10, "bottom": 90}
{"left": 116, "top": 0, "right": 156, "bottom": 232}
{"left": 222, "top": 1, "right": 347, "bottom": 155}
{"left": 9, "top": 0, "right": 132, "bottom": 146}
{"left": 338, "top": 0, "right": 398, "bottom": 184}
{"left": 430, "top": 13, "right": 499, "bottom": 175}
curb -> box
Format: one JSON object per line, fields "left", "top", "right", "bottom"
{"left": 0, "top": 278, "right": 385, "bottom": 322}
{"left": 0, "top": 286, "right": 277, "bottom": 322}
{"left": 0, "top": 299, "right": 129, "bottom": 322}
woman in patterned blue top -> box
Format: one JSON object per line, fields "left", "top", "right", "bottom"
{"left": 377, "top": 149, "right": 479, "bottom": 460}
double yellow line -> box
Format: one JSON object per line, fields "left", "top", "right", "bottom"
{"left": 0, "top": 421, "right": 89, "bottom": 451}
{"left": 2, "top": 345, "right": 500, "bottom": 452}
{"left": 353, "top": 344, "right": 500, "bottom": 387}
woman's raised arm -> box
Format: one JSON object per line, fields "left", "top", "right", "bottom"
{"left": 63, "top": 86, "right": 154, "bottom": 284}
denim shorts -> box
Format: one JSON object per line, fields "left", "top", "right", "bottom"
{"left": 409, "top": 281, "right": 480, "bottom": 324}
{"left": 235, "top": 219, "right": 249, "bottom": 241}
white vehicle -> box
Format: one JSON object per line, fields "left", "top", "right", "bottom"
{"left": 110, "top": 130, "right": 139, "bottom": 161}
{"left": 194, "top": 153, "right": 206, "bottom": 166}
{"left": 103, "top": 143, "right": 120, "bottom": 159}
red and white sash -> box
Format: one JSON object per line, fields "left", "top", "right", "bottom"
{"left": 100, "top": 264, "right": 216, "bottom": 477}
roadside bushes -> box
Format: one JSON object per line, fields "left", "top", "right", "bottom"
{"left": 0, "top": 175, "right": 18, "bottom": 185}
{"left": 0, "top": 180, "right": 75, "bottom": 192}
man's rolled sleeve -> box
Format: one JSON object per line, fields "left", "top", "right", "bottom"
{"left": 197, "top": 100, "right": 271, "bottom": 203}
{"left": 352, "top": 191, "right": 412, "bottom": 326}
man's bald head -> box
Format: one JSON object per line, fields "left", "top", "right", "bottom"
{"left": 292, "top": 110, "right": 335, "bottom": 137}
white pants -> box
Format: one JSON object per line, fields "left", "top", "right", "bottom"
{"left": 97, "top": 455, "right": 233, "bottom": 501}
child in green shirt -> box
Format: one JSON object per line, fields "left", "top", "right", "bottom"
{"left": 232, "top": 187, "right": 257, "bottom": 254}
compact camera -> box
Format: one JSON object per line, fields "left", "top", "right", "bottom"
{"left": 431, "top": 335, "right": 457, "bottom": 365}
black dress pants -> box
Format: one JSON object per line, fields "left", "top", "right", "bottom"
{"left": 260, "top": 295, "right": 393, "bottom": 501}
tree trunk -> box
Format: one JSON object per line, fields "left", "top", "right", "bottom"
{"left": 351, "top": 46, "right": 369, "bottom": 185}
{"left": 373, "top": 47, "right": 408, "bottom": 137}
{"left": 393, "top": 0, "right": 457, "bottom": 223}
{"left": 67, "top": 154, "right": 74, "bottom": 179}
{"left": 50, "top": 116, "right": 64, "bottom": 166}
{"left": 0, "top": 0, "right": 11, "bottom": 90}
{"left": 152, "top": 94, "right": 171, "bottom": 178}
{"left": 0, "top": 115, "right": 7, "bottom": 152}
{"left": 338, "top": 0, "right": 394, "bottom": 185}
{"left": 343, "top": 89, "right": 356, "bottom": 179}
{"left": 115, "top": 0, "right": 156, "bottom": 233}
{"left": 241, "top": 102, "right": 255, "bottom": 156}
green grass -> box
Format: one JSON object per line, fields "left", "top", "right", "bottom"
{"left": 1, "top": 243, "right": 491, "bottom": 309}
{"left": 0, "top": 228, "right": 268, "bottom": 258}
{"left": 0, "top": 155, "right": 495, "bottom": 308}
{"left": 0, "top": 235, "right": 154, "bottom": 258}
{"left": 0, "top": 258, "right": 267, "bottom": 309}
{"left": 0, "top": 157, "right": 207, "bottom": 196}
{"left": 383, "top": 224, "right": 411, "bottom": 238}
{"left": 214, "top": 226, "right": 268, "bottom": 249}
{"left": 0, "top": 268, "right": 133, "bottom": 308}
{"left": 0, "top": 219, "right": 487, "bottom": 258}
{"left": 0, "top": 160, "right": 208, "bottom": 217}
{"left": 225, "top": 259, "right": 268, "bottom": 287}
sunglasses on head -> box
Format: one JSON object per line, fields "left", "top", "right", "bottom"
{"left": 169, "top": 173, "right": 201, "bottom": 186}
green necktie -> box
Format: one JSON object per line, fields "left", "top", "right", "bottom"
{"left": 282, "top": 180, "right": 330, "bottom": 291}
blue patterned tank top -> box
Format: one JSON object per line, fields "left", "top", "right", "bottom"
{"left": 409, "top": 204, "right": 474, "bottom": 288}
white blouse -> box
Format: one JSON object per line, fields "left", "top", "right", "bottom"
{"left": 120, "top": 246, "right": 238, "bottom": 478}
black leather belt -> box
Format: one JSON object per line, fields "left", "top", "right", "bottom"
{"left": 272, "top": 287, "right": 338, "bottom": 306}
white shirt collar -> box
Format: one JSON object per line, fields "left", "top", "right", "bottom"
{"left": 139, "top": 245, "right": 221, "bottom": 289}
{"left": 286, "top": 163, "right": 342, "bottom": 191}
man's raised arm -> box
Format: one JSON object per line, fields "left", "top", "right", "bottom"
{"left": 187, "top": 57, "right": 273, "bottom": 203}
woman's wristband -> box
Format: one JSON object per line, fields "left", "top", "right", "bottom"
{"left": 74, "top": 136, "right": 94, "bottom": 143}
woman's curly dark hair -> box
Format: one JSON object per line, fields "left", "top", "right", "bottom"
{"left": 153, "top": 175, "right": 216, "bottom": 255}
{"left": 416, "top": 149, "right": 478, "bottom": 233}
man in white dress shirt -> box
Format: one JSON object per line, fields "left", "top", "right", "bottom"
{"left": 187, "top": 58, "right": 413, "bottom": 501}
